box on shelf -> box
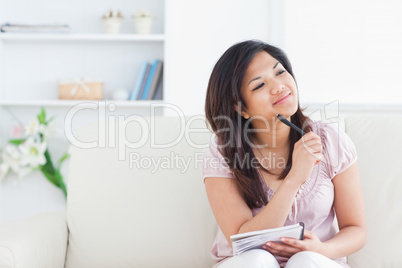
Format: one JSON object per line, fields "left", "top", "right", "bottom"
{"left": 58, "top": 78, "right": 103, "bottom": 100}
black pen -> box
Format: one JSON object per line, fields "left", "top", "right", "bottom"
{"left": 276, "top": 114, "right": 306, "bottom": 136}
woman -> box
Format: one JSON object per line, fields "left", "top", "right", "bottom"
{"left": 202, "top": 40, "right": 366, "bottom": 267}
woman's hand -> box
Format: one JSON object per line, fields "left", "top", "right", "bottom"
{"left": 262, "top": 230, "right": 324, "bottom": 258}
{"left": 288, "top": 132, "right": 323, "bottom": 185}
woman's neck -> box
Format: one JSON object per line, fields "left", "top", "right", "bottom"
{"left": 249, "top": 118, "right": 291, "bottom": 152}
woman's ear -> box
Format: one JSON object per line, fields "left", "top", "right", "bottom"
{"left": 234, "top": 103, "right": 250, "bottom": 119}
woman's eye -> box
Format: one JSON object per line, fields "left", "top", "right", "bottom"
{"left": 277, "top": 69, "right": 286, "bottom": 76}
{"left": 253, "top": 82, "right": 264, "bottom": 91}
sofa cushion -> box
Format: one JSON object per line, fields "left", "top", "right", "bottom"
{"left": 345, "top": 117, "right": 402, "bottom": 268}
{"left": 65, "top": 116, "right": 217, "bottom": 268}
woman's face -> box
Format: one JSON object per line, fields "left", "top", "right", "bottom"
{"left": 238, "top": 51, "right": 298, "bottom": 122}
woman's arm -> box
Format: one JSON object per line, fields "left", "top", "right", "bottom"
{"left": 320, "top": 161, "right": 367, "bottom": 259}
{"left": 204, "top": 131, "right": 323, "bottom": 247}
{"left": 264, "top": 161, "right": 366, "bottom": 259}
{"left": 205, "top": 174, "right": 302, "bottom": 247}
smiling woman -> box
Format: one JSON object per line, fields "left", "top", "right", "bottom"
{"left": 202, "top": 40, "right": 366, "bottom": 268}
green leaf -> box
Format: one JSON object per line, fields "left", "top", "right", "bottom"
{"left": 40, "top": 166, "right": 58, "bottom": 186}
{"left": 47, "top": 115, "right": 56, "bottom": 125}
{"left": 37, "top": 107, "right": 46, "bottom": 125}
{"left": 58, "top": 152, "right": 70, "bottom": 168}
{"left": 43, "top": 150, "right": 55, "bottom": 174}
{"left": 9, "top": 139, "right": 25, "bottom": 145}
{"left": 55, "top": 168, "right": 67, "bottom": 198}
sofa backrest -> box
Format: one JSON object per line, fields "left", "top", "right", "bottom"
{"left": 345, "top": 117, "right": 402, "bottom": 268}
{"left": 65, "top": 116, "right": 217, "bottom": 268}
{"left": 65, "top": 115, "right": 402, "bottom": 268}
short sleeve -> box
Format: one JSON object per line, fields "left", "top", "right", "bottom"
{"left": 320, "top": 122, "right": 358, "bottom": 179}
{"left": 201, "top": 136, "right": 234, "bottom": 182}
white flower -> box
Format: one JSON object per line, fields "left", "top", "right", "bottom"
{"left": 26, "top": 117, "right": 54, "bottom": 141}
{"left": 39, "top": 124, "right": 54, "bottom": 141}
{"left": 2, "top": 144, "right": 22, "bottom": 172}
{"left": 1, "top": 144, "right": 32, "bottom": 178}
{"left": 0, "top": 162, "right": 9, "bottom": 180}
{"left": 19, "top": 137, "right": 47, "bottom": 168}
{"left": 25, "top": 118, "right": 42, "bottom": 136}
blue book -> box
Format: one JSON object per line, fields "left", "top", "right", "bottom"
{"left": 147, "top": 60, "right": 163, "bottom": 100}
{"left": 141, "top": 59, "right": 159, "bottom": 100}
{"left": 136, "top": 63, "right": 151, "bottom": 100}
{"left": 129, "top": 60, "right": 148, "bottom": 100}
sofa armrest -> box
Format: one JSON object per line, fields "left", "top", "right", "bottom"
{"left": 0, "top": 212, "right": 68, "bottom": 268}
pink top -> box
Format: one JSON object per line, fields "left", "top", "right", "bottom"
{"left": 201, "top": 121, "right": 357, "bottom": 268}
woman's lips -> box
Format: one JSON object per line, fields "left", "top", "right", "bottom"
{"left": 274, "top": 93, "right": 291, "bottom": 105}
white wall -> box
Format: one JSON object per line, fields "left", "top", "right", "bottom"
{"left": 165, "top": 0, "right": 402, "bottom": 116}
{"left": 283, "top": 0, "right": 402, "bottom": 106}
{"left": 164, "top": 0, "right": 271, "bottom": 116}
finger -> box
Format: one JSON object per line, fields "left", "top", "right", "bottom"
{"left": 302, "top": 133, "right": 321, "bottom": 142}
{"left": 304, "top": 230, "right": 312, "bottom": 235}
{"left": 279, "top": 237, "right": 306, "bottom": 250}
{"left": 303, "top": 230, "right": 315, "bottom": 239}
{"left": 299, "top": 141, "right": 322, "bottom": 155}
{"left": 295, "top": 143, "right": 322, "bottom": 157}
{"left": 264, "top": 241, "right": 300, "bottom": 254}
{"left": 311, "top": 152, "right": 324, "bottom": 161}
{"left": 303, "top": 143, "right": 322, "bottom": 153}
{"left": 302, "top": 139, "right": 322, "bottom": 150}
{"left": 303, "top": 149, "right": 323, "bottom": 163}
{"left": 301, "top": 132, "right": 321, "bottom": 143}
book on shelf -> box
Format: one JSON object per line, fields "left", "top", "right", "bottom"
{"left": 0, "top": 23, "right": 71, "bottom": 33}
{"left": 129, "top": 58, "right": 163, "bottom": 101}
{"left": 146, "top": 60, "right": 163, "bottom": 100}
{"left": 230, "top": 222, "right": 304, "bottom": 256}
{"left": 136, "top": 63, "right": 152, "bottom": 100}
{"left": 140, "top": 59, "right": 159, "bottom": 100}
{"left": 152, "top": 75, "right": 163, "bottom": 100}
{"left": 129, "top": 60, "right": 149, "bottom": 100}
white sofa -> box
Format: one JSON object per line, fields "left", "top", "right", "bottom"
{"left": 0, "top": 116, "right": 401, "bottom": 268}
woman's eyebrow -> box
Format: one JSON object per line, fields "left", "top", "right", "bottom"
{"left": 248, "top": 62, "right": 281, "bottom": 86}
{"left": 248, "top": 76, "right": 261, "bottom": 86}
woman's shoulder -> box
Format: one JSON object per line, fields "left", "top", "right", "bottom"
{"left": 201, "top": 135, "right": 234, "bottom": 181}
{"left": 308, "top": 120, "right": 346, "bottom": 141}
{"left": 308, "top": 119, "right": 351, "bottom": 152}
{"left": 308, "top": 120, "right": 339, "bottom": 134}
{"left": 309, "top": 120, "right": 358, "bottom": 179}
{"left": 203, "top": 136, "right": 225, "bottom": 159}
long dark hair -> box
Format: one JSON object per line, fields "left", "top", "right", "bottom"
{"left": 205, "top": 40, "right": 312, "bottom": 209}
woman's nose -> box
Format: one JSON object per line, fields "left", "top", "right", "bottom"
{"left": 270, "top": 80, "right": 285, "bottom": 95}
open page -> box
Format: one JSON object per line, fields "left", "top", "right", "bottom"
{"left": 230, "top": 222, "right": 304, "bottom": 256}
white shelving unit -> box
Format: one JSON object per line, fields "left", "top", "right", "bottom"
{"left": 0, "top": 37, "right": 165, "bottom": 104}
{"left": 0, "top": 0, "right": 167, "bottom": 150}
{"left": 0, "top": 0, "right": 165, "bottom": 106}
{"left": 0, "top": 0, "right": 167, "bottom": 222}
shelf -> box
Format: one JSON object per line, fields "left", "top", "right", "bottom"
{"left": 0, "top": 33, "right": 165, "bottom": 42}
{"left": 0, "top": 100, "right": 165, "bottom": 107}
